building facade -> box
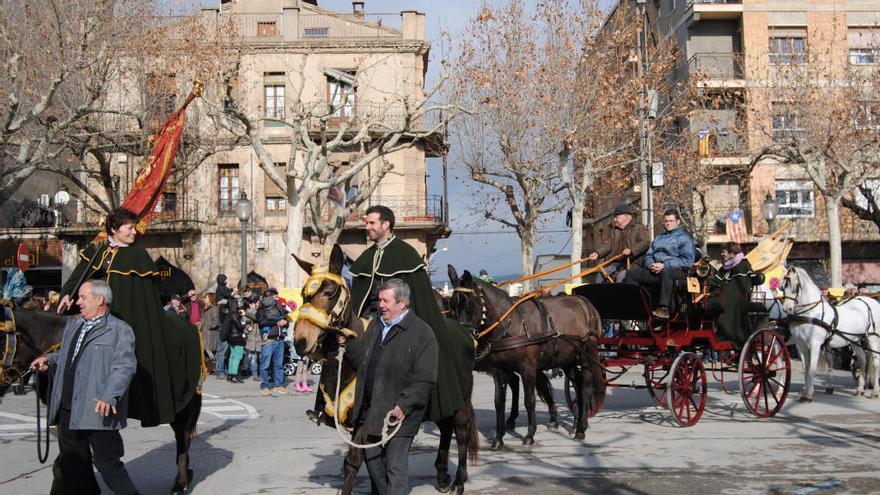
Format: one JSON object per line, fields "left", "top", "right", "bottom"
{"left": 587, "top": 0, "right": 880, "bottom": 289}
{"left": 2, "top": 0, "right": 449, "bottom": 294}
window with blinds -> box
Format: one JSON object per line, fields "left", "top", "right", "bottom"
{"left": 218, "top": 164, "right": 240, "bottom": 216}
{"left": 769, "top": 27, "right": 807, "bottom": 65}
{"left": 848, "top": 28, "right": 880, "bottom": 65}
{"left": 264, "top": 163, "right": 287, "bottom": 215}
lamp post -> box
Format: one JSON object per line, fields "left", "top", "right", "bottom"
{"left": 234, "top": 192, "right": 252, "bottom": 290}
{"left": 761, "top": 193, "right": 779, "bottom": 234}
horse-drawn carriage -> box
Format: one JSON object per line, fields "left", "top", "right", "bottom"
{"left": 569, "top": 279, "right": 791, "bottom": 426}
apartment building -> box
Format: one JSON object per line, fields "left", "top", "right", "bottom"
{"left": 2, "top": 0, "right": 450, "bottom": 293}
{"left": 588, "top": 0, "right": 880, "bottom": 288}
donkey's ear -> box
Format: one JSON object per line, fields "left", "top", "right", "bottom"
{"left": 329, "top": 244, "right": 344, "bottom": 274}
{"left": 447, "top": 265, "right": 460, "bottom": 286}
{"left": 461, "top": 270, "right": 474, "bottom": 285}
{"left": 292, "top": 254, "right": 314, "bottom": 275}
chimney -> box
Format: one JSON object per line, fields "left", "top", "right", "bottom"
{"left": 353, "top": 2, "right": 365, "bottom": 18}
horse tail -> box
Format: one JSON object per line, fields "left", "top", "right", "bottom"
{"left": 185, "top": 393, "right": 202, "bottom": 439}
{"left": 583, "top": 300, "right": 607, "bottom": 414}
{"left": 463, "top": 377, "right": 479, "bottom": 465}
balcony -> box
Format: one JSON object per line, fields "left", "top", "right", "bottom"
{"left": 218, "top": 11, "right": 406, "bottom": 42}
{"left": 687, "top": 0, "right": 743, "bottom": 21}
{"left": 688, "top": 53, "right": 744, "bottom": 83}
{"left": 694, "top": 128, "right": 746, "bottom": 158}
{"left": 306, "top": 194, "right": 448, "bottom": 232}
{"left": 60, "top": 198, "right": 204, "bottom": 237}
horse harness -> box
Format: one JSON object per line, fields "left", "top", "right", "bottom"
{"left": 0, "top": 301, "right": 18, "bottom": 383}
{"left": 780, "top": 271, "right": 880, "bottom": 355}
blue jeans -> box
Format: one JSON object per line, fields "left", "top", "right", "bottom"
{"left": 248, "top": 350, "right": 260, "bottom": 376}
{"left": 215, "top": 341, "right": 229, "bottom": 376}
{"left": 260, "top": 340, "right": 285, "bottom": 389}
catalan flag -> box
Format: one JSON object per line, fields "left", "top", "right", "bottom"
{"left": 725, "top": 208, "right": 747, "bottom": 244}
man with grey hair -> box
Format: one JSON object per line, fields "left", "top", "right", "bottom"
{"left": 338, "top": 277, "right": 438, "bottom": 495}
{"left": 31, "top": 279, "right": 138, "bottom": 494}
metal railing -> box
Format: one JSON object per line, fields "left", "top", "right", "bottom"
{"left": 300, "top": 100, "right": 445, "bottom": 133}
{"left": 694, "top": 128, "right": 746, "bottom": 156}
{"left": 299, "top": 13, "right": 402, "bottom": 39}
{"left": 70, "top": 198, "right": 204, "bottom": 230}
{"left": 689, "top": 53, "right": 744, "bottom": 80}
{"left": 306, "top": 194, "right": 447, "bottom": 228}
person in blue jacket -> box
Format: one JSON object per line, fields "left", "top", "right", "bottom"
{"left": 624, "top": 209, "right": 696, "bottom": 319}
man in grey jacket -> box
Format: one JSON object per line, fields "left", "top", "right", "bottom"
{"left": 31, "top": 279, "right": 138, "bottom": 495}
{"left": 338, "top": 278, "right": 439, "bottom": 495}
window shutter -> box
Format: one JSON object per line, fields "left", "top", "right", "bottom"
{"left": 848, "top": 28, "right": 880, "bottom": 49}
{"left": 264, "top": 163, "right": 287, "bottom": 198}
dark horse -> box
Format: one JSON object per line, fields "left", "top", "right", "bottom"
{"left": 293, "top": 246, "right": 478, "bottom": 495}
{"left": 434, "top": 288, "right": 560, "bottom": 447}
{"left": 448, "top": 267, "right": 605, "bottom": 446}
{"left": 1, "top": 308, "right": 201, "bottom": 495}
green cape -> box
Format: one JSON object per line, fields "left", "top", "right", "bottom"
{"left": 710, "top": 259, "right": 754, "bottom": 348}
{"left": 350, "top": 237, "right": 474, "bottom": 421}
{"left": 61, "top": 242, "right": 202, "bottom": 427}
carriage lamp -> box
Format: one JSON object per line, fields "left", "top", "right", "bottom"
{"left": 235, "top": 192, "right": 253, "bottom": 289}
{"left": 761, "top": 193, "right": 778, "bottom": 233}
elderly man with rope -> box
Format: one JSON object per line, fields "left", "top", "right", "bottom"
{"left": 337, "top": 278, "right": 438, "bottom": 495}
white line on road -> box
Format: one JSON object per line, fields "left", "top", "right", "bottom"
{"left": 0, "top": 412, "right": 39, "bottom": 422}
{"left": 200, "top": 393, "right": 259, "bottom": 420}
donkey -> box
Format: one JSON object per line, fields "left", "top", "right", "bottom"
{"left": 2, "top": 308, "right": 202, "bottom": 494}
{"left": 448, "top": 266, "right": 605, "bottom": 446}
{"left": 779, "top": 267, "right": 880, "bottom": 401}
{"left": 292, "top": 246, "right": 478, "bottom": 495}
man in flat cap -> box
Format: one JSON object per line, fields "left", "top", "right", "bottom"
{"left": 587, "top": 203, "right": 650, "bottom": 283}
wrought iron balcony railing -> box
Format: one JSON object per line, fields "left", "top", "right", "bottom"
{"left": 689, "top": 53, "right": 744, "bottom": 80}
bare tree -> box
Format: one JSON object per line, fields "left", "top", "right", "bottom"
{"left": 749, "top": 40, "right": 880, "bottom": 286}
{"left": 207, "top": 51, "right": 457, "bottom": 287}
{"left": 842, "top": 183, "right": 880, "bottom": 232}
{"left": 449, "top": 1, "right": 568, "bottom": 289}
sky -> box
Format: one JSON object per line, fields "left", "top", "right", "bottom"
{"left": 186, "top": 0, "right": 598, "bottom": 282}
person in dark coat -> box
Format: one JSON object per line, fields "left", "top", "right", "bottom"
{"left": 587, "top": 202, "right": 650, "bottom": 283}
{"left": 57, "top": 208, "right": 202, "bottom": 427}
{"left": 709, "top": 242, "right": 754, "bottom": 348}
{"left": 338, "top": 278, "right": 438, "bottom": 495}
{"left": 214, "top": 275, "right": 234, "bottom": 379}
{"left": 349, "top": 205, "right": 473, "bottom": 423}
{"left": 219, "top": 296, "right": 248, "bottom": 383}
{"left": 32, "top": 280, "right": 138, "bottom": 495}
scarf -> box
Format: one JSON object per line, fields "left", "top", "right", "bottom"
{"left": 723, "top": 252, "right": 744, "bottom": 270}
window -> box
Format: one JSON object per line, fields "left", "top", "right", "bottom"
{"left": 266, "top": 197, "right": 287, "bottom": 215}
{"left": 854, "top": 101, "right": 880, "bottom": 130}
{"left": 855, "top": 178, "right": 880, "bottom": 211}
{"left": 264, "top": 84, "right": 284, "bottom": 120}
{"left": 218, "top": 164, "right": 239, "bottom": 216}
{"left": 848, "top": 28, "right": 880, "bottom": 65}
{"left": 264, "top": 163, "right": 287, "bottom": 215}
{"left": 154, "top": 192, "right": 177, "bottom": 214}
{"left": 257, "top": 21, "right": 277, "bottom": 37}
{"left": 769, "top": 27, "right": 807, "bottom": 65}
{"left": 772, "top": 103, "right": 804, "bottom": 140}
{"left": 304, "top": 27, "right": 328, "bottom": 37}
{"left": 776, "top": 179, "right": 814, "bottom": 218}
{"left": 326, "top": 69, "right": 356, "bottom": 118}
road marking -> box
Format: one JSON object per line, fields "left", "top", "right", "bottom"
{"left": 0, "top": 412, "right": 39, "bottom": 433}
{"left": 0, "top": 412, "right": 39, "bottom": 422}
{"left": 200, "top": 393, "right": 259, "bottom": 421}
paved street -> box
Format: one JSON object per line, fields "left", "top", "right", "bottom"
{"left": 1, "top": 365, "right": 879, "bottom": 495}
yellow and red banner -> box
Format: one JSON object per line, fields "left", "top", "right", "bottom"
{"left": 95, "top": 81, "right": 203, "bottom": 241}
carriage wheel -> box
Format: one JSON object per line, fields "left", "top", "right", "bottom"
{"left": 739, "top": 328, "right": 791, "bottom": 418}
{"left": 564, "top": 372, "right": 604, "bottom": 418}
{"left": 709, "top": 350, "right": 737, "bottom": 394}
{"left": 644, "top": 363, "right": 670, "bottom": 407}
{"left": 666, "top": 352, "right": 707, "bottom": 427}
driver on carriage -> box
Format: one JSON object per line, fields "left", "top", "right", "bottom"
{"left": 624, "top": 209, "right": 696, "bottom": 320}
{"left": 349, "top": 205, "right": 474, "bottom": 423}
{"left": 586, "top": 203, "right": 650, "bottom": 283}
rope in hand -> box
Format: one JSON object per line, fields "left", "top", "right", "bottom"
{"left": 332, "top": 344, "right": 402, "bottom": 449}
{"left": 30, "top": 367, "right": 51, "bottom": 464}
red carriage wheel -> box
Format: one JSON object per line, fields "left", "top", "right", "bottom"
{"left": 666, "top": 352, "right": 707, "bottom": 427}
{"left": 738, "top": 328, "right": 791, "bottom": 418}
{"left": 644, "top": 363, "right": 669, "bottom": 407}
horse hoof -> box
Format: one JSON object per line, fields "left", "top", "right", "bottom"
{"left": 436, "top": 475, "right": 452, "bottom": 493}
{"left": 573, "top": 432, "right": 585, "bottom": 440}
{"left": 825, "top": 387, "right": 834, "bottom": 395}
{"left": 454, "top": 484, "right": 465, "bottom": 495}
{"left": 490, "top": 439, "right": 504, "bottom": 451}
{"left": 522, "top": 438, "right": 535, "bottom": 447}
{"left": 547, "top": 420, "right": 559, "bottom": 429}
{"left": 798, "top": 396, "right": 813, "bottom": 403}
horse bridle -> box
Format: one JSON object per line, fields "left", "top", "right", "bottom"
{"left": 296, "top": 270, "right": 356, "bottom": 356}
{"left": 451, "top": 286, "right": 489, "bottom": 339}
{"left": 779, "top": 268, "right": 823, "bottom": 315}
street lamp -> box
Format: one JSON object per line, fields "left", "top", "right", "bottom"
{"left": 234, "top": 191, "right": 252, "bottom": 290}
{"left": 761, "top": 193, "right": 779, "bottom": 233}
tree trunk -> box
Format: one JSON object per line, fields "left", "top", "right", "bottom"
{"left": 825, "top": 196, "right": 843, "bottom": 287}
{"left": 284, "top": 199, "right": 306, "bottom": 288}
{"left": 569, "top": 194, "right": 585, "bottom": 282}
{"left": 520, "top": 228, "right": 535, "bottom": 292}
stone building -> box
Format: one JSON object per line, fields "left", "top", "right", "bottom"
{"left": 1, "top": 0, "right": 450, "bottom": 294}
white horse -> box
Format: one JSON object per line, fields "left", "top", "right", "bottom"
{"left": 779, "top": 267, "right": 880, "bottom": 401}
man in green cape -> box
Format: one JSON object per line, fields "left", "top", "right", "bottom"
{"left": 350, "top": 205, "right": 474, "bottom": 421}
{"left": 60, "top": 208, "right": 202, "bottom": 427}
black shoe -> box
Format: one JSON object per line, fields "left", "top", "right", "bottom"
{"left": 227, "top": 375, "right": 243, "bottom": 384}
